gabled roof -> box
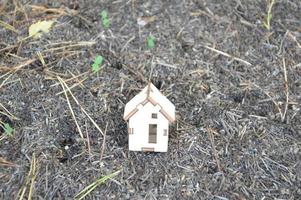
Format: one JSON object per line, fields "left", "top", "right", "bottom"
{"left": 123, "top": 83, "right": 175, "bottom": 122}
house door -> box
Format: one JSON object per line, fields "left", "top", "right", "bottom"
{"left": 149, "top": 124, "right": 157, "bottom": 143}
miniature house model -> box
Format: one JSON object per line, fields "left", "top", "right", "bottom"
{"left": 123, "top": 83, "right": 175, "bottom": 152}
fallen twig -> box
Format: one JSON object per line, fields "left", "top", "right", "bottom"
{"left": 0, "top": 20, "right": 18, "bottom": 33}
{"left": 57, "top": 77, "right": 104, "bottom": 136}
{"left": 74, "top": 170, "right": 121, "bottom": 200}
{"left": 17, "top": 153, "right": 38, "bottom": 200}
{"left": 57, "top": 76, "right": 84, "bottom": 139}
{"left": 281, "top": 58, "right": 289, "bottom": 122}
{"left": 204, "top": 45, "right": 252, "bottom": 66}
{"left": 0, "top": 59, "right": 36, "bottom": 73}
{"left": 100, "top": 123, "right": 108, "bottom": 162}
{"left": 0, "top": 157, "right": 16, "bottom": 167}
{"left": 207, "top": 127, "right": 222, "bottom": 172}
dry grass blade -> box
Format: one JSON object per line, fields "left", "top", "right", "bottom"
{"left": 28, "top": 153, "right": 37, "bottom": 200}
{"left": 100, "top": 123, "right": 108, "bottom": 162}
{"left": 0, "top": 20, "right": 18, "bottom": 33}
{"left": 17, "top": 153, "right": 38, "bottom": 200}
{"left": 281, "top": 58, "right": 289, "bottom": 122}
{"left": 36, "top": 51, "right": 46, "bottom": 67}
{"left": 58, "top": 77, "right": 104, "bottom": 136}
{"left": 0, "top": 102, "right": 19, "bottom": 120}
{"left": 0, "top": 157, "right": 16, "bottom": 167}
{"left": 251, "top": 82, "right": 283, "bottom": 118}
{"left": 204, "top": 45, "right": 252, "bottom": 66}
{"left": 0, "top": 59, "right": 36, "bottom": 90}
{"left": 74, "top": 170, "right": 121, "bottom": 200}
{"left": 207, "top": 127, "right": 222, "bottom": 172}
{"left": 43, "top": 41, "right": 96, "bottom": 53}
{"left": 0, "top": 0, "right": 9, "bottom": 13}
{"left": 251, "top": 58, "right": 289, "bottom": 122}
{"left": 56, "top": 76, "right": 88, "bottom": 96}
{"left": 0, "top": 59, "right": 36, "bottom": 73}
{"left": 29, "top": 5, "right": 77, "bottom": 16}
{"left": 50, "top": 72, "right": 88, "bottom": 88}
{"left": 57, "top": 76, "right": 84, "bottom": 139}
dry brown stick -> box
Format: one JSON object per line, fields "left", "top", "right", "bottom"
{"left": 50, "top": 71, "right": 88, "bottom": 87}
{"left": 58, "top": 77, "right": 104, "bottom": 136}
{"left": 16, "top": 0, "right": 28, "bottom": 20}
{"left": 0, "top": 72, "right": 14, "bottom": 89}
{"left": 282, "top": 58, "right": 289, "bottom": 122}
{"left": 0, "top": 44, "right": 18, "bottom": 53}
{"left": 29, "top": 4, "right": 77, "bottom": 16}
{"left": 43, "top": 41, "right": 96, "bottom": 52}
{"left": 28, "top": 153, "right": 37, "bottom": 200}
{"left": 0, "top": 157, "right": 16, "bottom": 167}
{"left": 207, "top": 127, "right": 222, "bottom": 172}
{"left": 0, "top": 20, "right": 18, "bottom": 33}
{"left": 288, "top": 31, "right": 301, "bottom": 48}
{"left": 17, "top": 153, "right": 38, "bottom": 200}
{"left": 85, "top": 120, "right": 91, "bottom": 156}
{"left": 0, "top": 103, "right": 19, "bottom": 121}
{"left": 122, "top": 63, "right": 147, "bottom": 83}
{"left": 56, "top": 75, "right": 88, "bottom": 96}
{"left": 57, "top": 76, "right": 85, "bottom": 139}
{"left": 100, "top": 123, "right": 108, "bottom": 162}
{"left": 204, "top": 45, "right": 252, "bottom": 66}
{"left": 0, "top": 59, "right": 36, "bottom": 90}
{"left": 252, "top": 83, "right": 283, "bottom": 119}
{"left": 0, "top": 0, "right": 9, "bottom": 14}
{"left": 0, "top": 59, "right": 36, "bottom": 72}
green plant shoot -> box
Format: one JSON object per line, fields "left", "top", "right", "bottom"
{"left": 94, "top": 55, "right": 103, "bottom": 65}
{"left": 3, "top": 123, "right": 13, "bottom": 136}
{"left": 100, "top": 10, "right": 110, "bottom": 29}
{"left": 147, "top": 34, "right": 155, "bottom": 49}
{"left": 263, "top": 0, "right": 275, "bottom": 30}
{"left": 92, "top": 55, "right": 103, "bottom": 73}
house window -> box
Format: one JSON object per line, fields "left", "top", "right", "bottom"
{"left": 149, "top": 124, "right": 157, "bottom": 143}
{"left": 151, "top": 113, "right": 157, "bottom": 119}
{"left": 164, "top": 129, "right": 168, "bottom": 136}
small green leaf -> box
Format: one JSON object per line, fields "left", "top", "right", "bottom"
{"left": 147, "top": 35, "right": 155, "bottom": 49}
{"left": 100, "top": 10, "right": 110, "bottom": 29}
{"left": 94, "top": 55, "right": 103, "bottom": 65}
{"left": 92, "top": 55, "right": 103, "bottom": 73}
{"left": 102, "top": 18, "right": 110, "bottom": 29}
{"left": 100, "top": 10, "right": 108, "bottom": 19}
{"left": 4, "top": 123, "right": 13, "bottom": 136}
{"left": 92, "top": 63, "right": 100, "bottom": 73}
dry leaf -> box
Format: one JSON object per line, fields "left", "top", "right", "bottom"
{"left": 137, "top": 16, "right": 156, "bottom": 27}
{"left": 29, "top": 20, "right": 54, "bottom": 39}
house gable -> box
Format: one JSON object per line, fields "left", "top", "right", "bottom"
{"left": 123, "top": 83, "right": 175, "bottom": 123}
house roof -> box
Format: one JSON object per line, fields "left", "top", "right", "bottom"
{"left": 123, "top": 83, "right": 175, "bottom": 122}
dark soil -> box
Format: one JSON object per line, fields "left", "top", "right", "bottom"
{"left": 1, "top": 0, "right": 301, "bottom": 199}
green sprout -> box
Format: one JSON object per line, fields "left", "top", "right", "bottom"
{"left": 147, "top": 34, "right": 155, "bottom": 49}
{"left": 3, "top": 123, "right": 13, "bottom": 137}
{"left": 100, "top": 10, "right": 110, "bottom": 29}
{"left": 263, "top": 0, "right": 275, "bottom": 30}
{"left": 92, "top": 55, "right": 103, "bottom": 73}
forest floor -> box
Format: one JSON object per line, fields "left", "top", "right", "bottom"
{"left": 0, "top": 0, "right": 301, "bottom": 199}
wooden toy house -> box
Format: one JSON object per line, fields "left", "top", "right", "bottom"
{"left": 123, "top": 83, "right": 175, "bottom": 152}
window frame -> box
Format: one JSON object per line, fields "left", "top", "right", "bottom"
{"left": 148, "top": 124, "right": 157, "bottom": 143}
{"left": 151, "top": 113, "right": 158, "bottom": 119}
